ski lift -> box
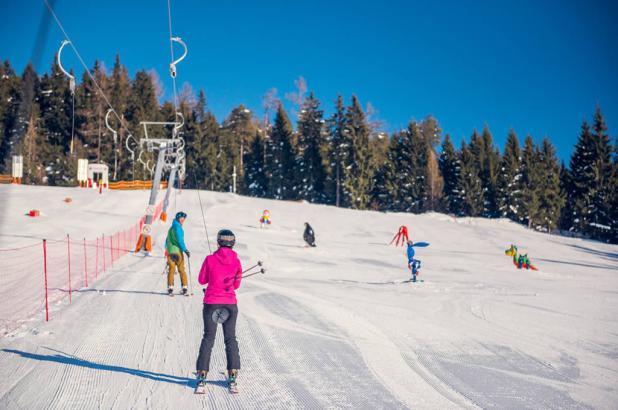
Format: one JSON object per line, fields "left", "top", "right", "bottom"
{"left": 169, "top": 37, "right": 188, "bottom": 79}
{"left": 105, "top": 109, "right": 120, "bottom": 180}
{"left": 57, "top": 40, "right": 75, "bottom": 94}
{"left": 58, "top": 39, "right": 76, "bottom": 154}
{"left": 105, "top": 109, "right": 118, "bottom": 145}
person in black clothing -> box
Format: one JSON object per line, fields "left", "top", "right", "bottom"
{"left": 303, "top": 222, "right": 316, "bottom": 247}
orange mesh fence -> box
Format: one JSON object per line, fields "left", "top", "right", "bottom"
{"left": 108, "top": 180, "right": 168, "bottom": 190}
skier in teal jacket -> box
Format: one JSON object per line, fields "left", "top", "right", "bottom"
{"left": 165, "top": 211, "right": 190, "bottom": 295}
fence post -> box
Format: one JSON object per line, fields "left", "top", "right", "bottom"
{"left": 96, "top": 237, "right": 99, "bottom": 280}
{"left": 83, "top": 237, "right": 88, "bottom": 288}
{"left": 43, "top": 239, "right": 49, "bottom": 322}
{"left": 67, "top": 234, "right": 72, "bottom": 303}
{"left": 102, "top": 234, "right": 106, "bottom": 272}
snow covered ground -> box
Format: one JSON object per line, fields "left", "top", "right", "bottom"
{"left": 0, "top": 184, "right": 617, "bottom": 409}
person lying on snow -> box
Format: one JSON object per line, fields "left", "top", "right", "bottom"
{"left": 165, "top": 211, "right": 190, "bottom": 295}
{"left": 195, "top": 229, "right": 243, "bottom": 392}
{"left": 303, "top": 222, "right": 316, "bottom": 247}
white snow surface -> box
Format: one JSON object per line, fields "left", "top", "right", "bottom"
{"left": 0, "top": 185, "right": 617, "bottom": 409}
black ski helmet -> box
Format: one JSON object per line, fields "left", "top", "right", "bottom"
{"left": 217, "top": 229, "right": 236, "bottom": 248}
{"left": 175, "top": 211, "right": 187, "bottom": 220}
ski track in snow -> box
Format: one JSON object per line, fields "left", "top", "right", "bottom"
{"left": 0, "top": 185, "right": 617, "bottom": 409}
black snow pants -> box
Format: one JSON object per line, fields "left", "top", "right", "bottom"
{"left": 196, "top": 304, "right": 240, "bottom": 372}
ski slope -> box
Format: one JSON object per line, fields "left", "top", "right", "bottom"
{"left": 0, "top": 185, "right": 617, "bottom": 409}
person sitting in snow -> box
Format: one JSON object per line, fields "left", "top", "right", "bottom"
{"left": 165, "top": 211, "right": 190, "bottom": 295}
{"left": 303, "top": 222, "right": 316, "bottom": 247}
{"left": 260, "top": 210, "right": 271, "bottom": 228}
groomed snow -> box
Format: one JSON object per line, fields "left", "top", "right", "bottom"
{"left": 0, "top": 184, "right": 617, "bottom": 409}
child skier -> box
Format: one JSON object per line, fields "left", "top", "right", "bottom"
{"left": 303, "top": 222, "right": 316, "bottom": 247}
{"left": 406, "top": 240, "right": 429, "bottom": 282}
{"left": 165, "top": 211, "right": 190, "bottom": 296}
{"left": 260, "top": 210, "right": 271, "bottom": 228}
{"left": 195, "top": 229, "right": 243, "bottom": 394}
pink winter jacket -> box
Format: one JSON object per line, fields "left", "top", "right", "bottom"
{"left": 198, "top": 247, "right": 243, "bottom": 304}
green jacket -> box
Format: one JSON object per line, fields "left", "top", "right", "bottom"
{"left": 165, "top": 219, "right": 187, "bottom": 255}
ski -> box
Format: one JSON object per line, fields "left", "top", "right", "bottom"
{"left": 228, "top": 379, "right": 238, "bottom": 394}
{"left": 221, "top": 371, "right": 239, "bottom": 394}
{"left": 194, "top": 375, "right": 207, "bottom": 394}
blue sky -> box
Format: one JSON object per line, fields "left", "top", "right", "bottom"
{"left": 1, "top": 0, "right": 617, "bottom": 160}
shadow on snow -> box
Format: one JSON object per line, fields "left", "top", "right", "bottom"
{"left": 3, "top": 347, "right": 194, "bottom": 387}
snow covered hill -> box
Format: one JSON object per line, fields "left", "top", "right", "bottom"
{"left": 0, "top": 185, "right": 616, "bottom": 409}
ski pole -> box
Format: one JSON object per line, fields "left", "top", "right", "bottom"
{"left": 242, "top": 268, "right": 266, "bottom": 279}
{"left": 187, "top": 254, "right": 193, "bottom": 296}
{"left": 242, "top": 260, "right": 263, "bottom": 274}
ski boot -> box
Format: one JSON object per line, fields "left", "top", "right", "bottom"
{"left": 194, "top": 371, "right": 207, "bottom": 394}
{"left": 182, "top": 287, "right": 188, "bottom": 296}
{"left": 168, "top": 287, "right": 174, "bottom": 297}
{"left": 228, "top": 369, "right": 239, "bottom": 394}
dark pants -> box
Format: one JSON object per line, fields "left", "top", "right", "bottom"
{"left": 196, "top": 304, "right": 240, "bottom": 372}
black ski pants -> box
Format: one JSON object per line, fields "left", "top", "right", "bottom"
{"left": 196, "top": 303, "right": 240, "bottom": 372}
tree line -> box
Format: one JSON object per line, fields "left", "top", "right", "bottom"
{"left": 0, "top": 57, "right": 616, "bottom": 243}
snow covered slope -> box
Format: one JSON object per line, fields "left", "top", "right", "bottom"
{"left": 0, "top": 185, "right": 617, "bottom": 409}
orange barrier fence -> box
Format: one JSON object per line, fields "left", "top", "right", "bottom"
{"left": 0, "top": 175, "right": 15, "bottom": 184}
{"left": 108, "top": 180, "right": 168, "bottom": 190}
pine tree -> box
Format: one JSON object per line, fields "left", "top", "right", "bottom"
{"left": 439, "top": 134, "right": 461, "bottom": 215}
{"left": 39, "top": 56, "right": 75, "bottom": 186}
{"left": 266, "top": 104, "right": 295, "bottom": 199}
{"left": 609, "top": 139, "right": 618, "bottom": 243}
{"left": 187, "top": 110, "right": 223, "bottom": 191}
{"left": 0, "top": 61, "right": 21, "bottom": 173}
{"left": 420, "top": 116, "right": 443, "bottom": 210}
{"left": 244, "top": 131, "right": 268, "bottom": 197}
{"left": 9, "top": 63, "right": 39, "bottom": 164}
{"left": 496, "top": 129, "right": 524, "bottom": 222}
{"left": 457, "top": 141, "right": 484, "bottom": 216}
{"left": 343, "top": 95, "right": 373, "bottom": 209}
{"left": 325, "top": 95, "right": 350, "bottom": 206}
{"left": 407, "top": 122, "right": 429, "bottom": 213}
{"left": 368, "top": 131, "right": 390, "bottom": 210}
{"left": 521, "top": 136, "right": 542, "bottom": 228}
{"left": 558, "top": 161, "right": 572, "bottom": 232}
{"left": 480, "top": 126, "right": 500, "bottom": 217}
{"left": 19, "top": 107, "right": 47, "bottom": 184}
{"left": 109, "top": 55, "right": 132, "bottom": 180}
{"left": 296, "top": 92, "right": 326, "bottom": 202}
{"left": 534, "top": 138, "right": 563, "bottom": 232}
{"left": 76, "top": 61, "right": 109, "bottom": 166}
{"left": 221, "top": 104, "right": 256, "bottom": 193}
{"left": 589, "top": 107, "right": 613, "bottom": 240}
{"left": 568, "top": 121, "right": 598, "bottom": 234}
{"left": 386, "top": 129, "right": 413, "bottom": 212}
{"left": 126, "top": 70, "right": 161, "bottom": 180}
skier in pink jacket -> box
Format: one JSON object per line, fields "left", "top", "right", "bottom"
{"left": 195, "top": 229, "right": 243, "bottom": 393}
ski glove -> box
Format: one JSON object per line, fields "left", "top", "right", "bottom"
{"left": 185, "top": 250, "right": 191, "bottom": 258}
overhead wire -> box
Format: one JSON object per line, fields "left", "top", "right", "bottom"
{"left": 167, "top": 0, "right": 179, "bottom": 111}
{"left": 165, "top": 0, "right": 212, "bottom": 253}
{"left": 43, "top": 0, "right": 135, "bottom": 141}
